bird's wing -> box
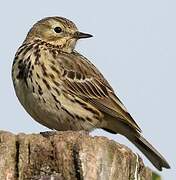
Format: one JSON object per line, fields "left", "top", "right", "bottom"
{"left": 58, "top": 51, "right": 141, "bottom": 132}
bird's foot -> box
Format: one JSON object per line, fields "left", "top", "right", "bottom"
{"left": 40, "top": 130, "right": 56, "bottom": 138}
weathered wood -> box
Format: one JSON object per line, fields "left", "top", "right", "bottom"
{"left": 0, "top": 130, "right": 154, "bottom": 180}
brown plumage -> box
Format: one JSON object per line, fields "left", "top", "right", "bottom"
{"left": 12, "top": 16, "right": 170, "bottom": 170}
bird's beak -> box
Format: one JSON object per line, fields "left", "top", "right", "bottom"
{"left": 73, "top": 31, "right": 93, "bottom": 39}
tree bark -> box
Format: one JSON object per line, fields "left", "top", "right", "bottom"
{"left": 0, "top": 130, "right": 156, "bottom": 180}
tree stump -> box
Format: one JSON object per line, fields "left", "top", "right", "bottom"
{"left": 0, "top": 130, "right": 156, "bottom": 180}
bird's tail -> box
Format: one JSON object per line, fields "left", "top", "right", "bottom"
{"left": 128, "top": 134, "right": 170, "bottom": 170}
{"left": 103, "top": 117, "right": 170, "bottom": 170}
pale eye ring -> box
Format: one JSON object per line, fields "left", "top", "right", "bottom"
{"left": 54, "top": 27, "right": 62, "bottom": 33}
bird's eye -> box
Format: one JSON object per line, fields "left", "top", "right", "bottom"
{"left": 54, "top": 27, "right": 62, "bottom": 33}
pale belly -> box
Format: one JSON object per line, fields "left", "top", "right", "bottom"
{"left": 14, "top": 80, "right": 101, "bottom": 131}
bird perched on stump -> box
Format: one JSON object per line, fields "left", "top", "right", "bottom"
{"left": 12, "top": 16, "right": 170, "bottom": 171}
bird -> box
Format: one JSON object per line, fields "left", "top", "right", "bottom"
{"left": 12, "top": 16, "right": 170, "bottom": 171}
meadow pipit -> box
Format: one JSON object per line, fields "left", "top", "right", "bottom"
{"left": 12, "top": 17, "right": 170, "bottom": 170}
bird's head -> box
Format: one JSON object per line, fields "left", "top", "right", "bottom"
{"left": 25, "top": 16, "right": 93, "bottom": 53}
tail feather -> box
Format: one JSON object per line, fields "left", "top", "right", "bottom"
{"left": 103, "top": 117, "right": 170, "bottom": 171}
{"left": 129, "top": 134, "right": 170, "bottom": 170}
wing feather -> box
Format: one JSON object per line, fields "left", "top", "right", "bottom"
{"left": 57, "top": 51, "right": 141, "bottom": 132}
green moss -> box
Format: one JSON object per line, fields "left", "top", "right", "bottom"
{"left": 152, "top": 172, "right": 161, "bottom": 180}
